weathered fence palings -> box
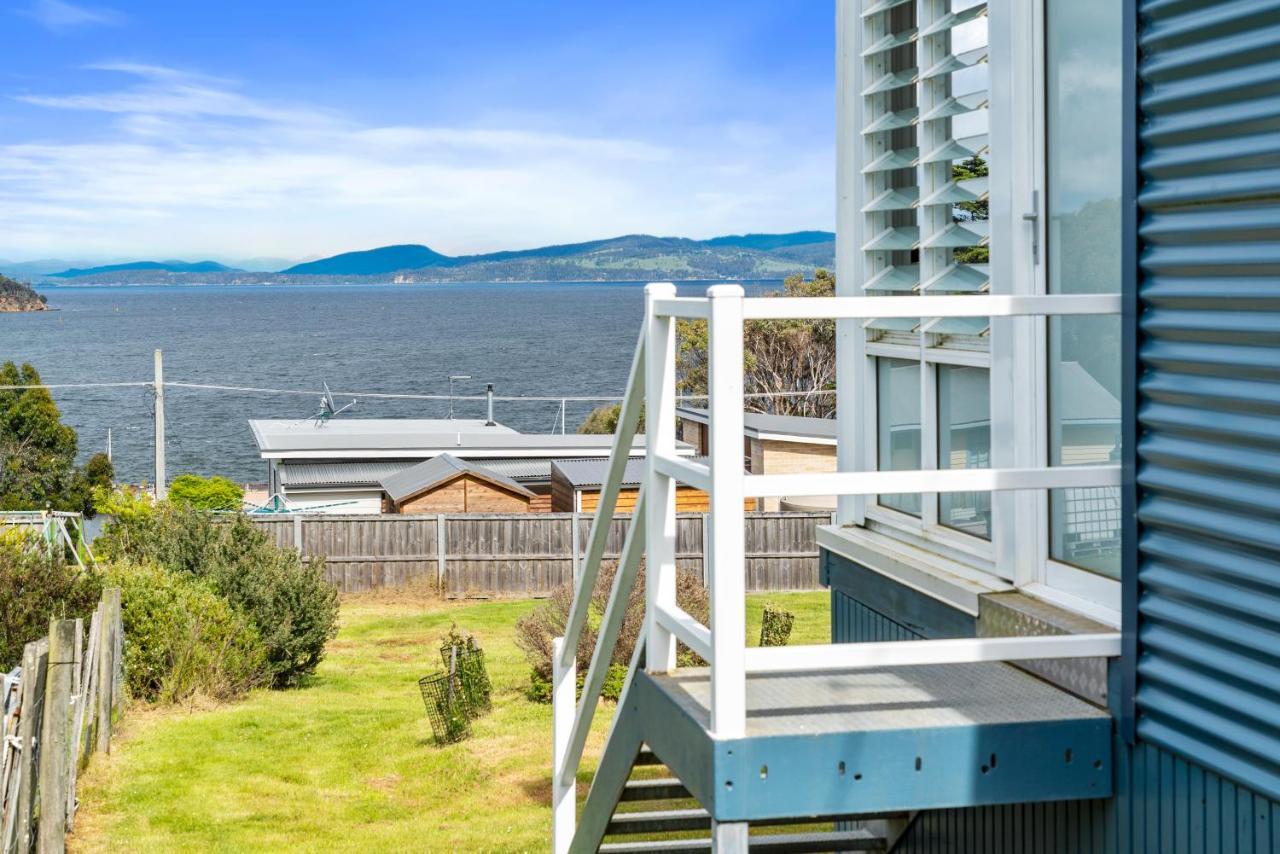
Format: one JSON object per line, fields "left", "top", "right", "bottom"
{"left": 0, "top": 589, "right": 123, "bottom": 854}
{"left": 247, "top": 512, "right": 830, "bottom": 596}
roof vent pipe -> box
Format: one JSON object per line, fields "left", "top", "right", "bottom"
{"left": 486, "top": 383, "right": 496, "bottom": 426}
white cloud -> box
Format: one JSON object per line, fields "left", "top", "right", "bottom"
{"left": 20, "top": 0, "right": 122, "bottom": 31}
{"left": 0, "top": 64, "right": 832, "bottom": 260}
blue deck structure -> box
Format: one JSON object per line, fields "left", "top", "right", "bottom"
{"left": 550, "top": 0, "right": 1280, "bottom": 850}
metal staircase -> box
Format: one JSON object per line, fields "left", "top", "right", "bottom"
{"left": 551, "top": 283, "right": 1124, "bottom": 853}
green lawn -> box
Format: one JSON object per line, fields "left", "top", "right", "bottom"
{"left": 72, "top": 590, "right": 830, "bottom": 853}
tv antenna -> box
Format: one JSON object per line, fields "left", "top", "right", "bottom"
{"left": 313, "top": 382, "right": 356, "bottom": 425}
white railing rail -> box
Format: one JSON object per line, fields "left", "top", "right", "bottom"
{"left": 550, "top": 284, "right": 1124, "bottom": 852}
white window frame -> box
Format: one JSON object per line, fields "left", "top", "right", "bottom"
{"left": 836, "top": 0, "right": 1121, "bottom": 625}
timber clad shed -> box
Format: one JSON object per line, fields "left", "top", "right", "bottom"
{"left": 379, "top": 454, "right": 535, "bottom": 514}
{"left": 550, "top": 458, "right": 756, "bottom": 513}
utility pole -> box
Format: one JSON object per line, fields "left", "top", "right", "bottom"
{"left": 153, "top": 349, "right": 166, "bottom": 499}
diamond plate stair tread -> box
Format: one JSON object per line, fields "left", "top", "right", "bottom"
{"left": 653, "top": 661, "right": 1110, "bottom": 737}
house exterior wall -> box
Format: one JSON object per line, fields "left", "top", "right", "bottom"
{"left": 825, "top": 551, "right": 1280, "bottom": 852}
{"left": 393, "top": 475, "right": 530, "bottom": 514}
{"left": 284, "top": 489, "right": 383, "bottom": 514}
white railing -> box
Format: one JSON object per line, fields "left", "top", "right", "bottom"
{"left": 550, "top": 283, "right": 1124, "bottom": 853}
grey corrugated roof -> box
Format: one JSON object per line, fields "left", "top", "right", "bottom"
{"left": 676, "top": 406, "right": 837, "bottom": 441}
{"left": 380, "top": 453, "right": 535, "bottom": 503}
{"left": 552, "top": 456, "right": 711, "bottom": 489}
{"left": 278, "top": 461, "right": 407, "bottom": 488}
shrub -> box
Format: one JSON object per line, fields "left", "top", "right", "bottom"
{"left": 168, "top": 474, "right": 244, "bottom": 511}
{"left": 759, "top": 602, "right": 795, "bottom": 647}
{"left": 98, "top": 507, "right": 340, "bottom": 688}
{"left": 0, "top": 533, "right": 103, "bottom": 670}
{"left": 108, "top": 562, "right": 265, "bottom": 703}
{"left": 515, "top": 560, "right": 708, "bottom": 702}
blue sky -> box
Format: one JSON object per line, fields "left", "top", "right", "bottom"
{"left": 1, "top": 0, "right": 834, "bottom": 264}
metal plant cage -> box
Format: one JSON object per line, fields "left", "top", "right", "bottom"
{"left": 440, "top": 642, "right": 492, "bottom": 715}
{"left": 419, "top": 670, "right": 472, "bottom": 745}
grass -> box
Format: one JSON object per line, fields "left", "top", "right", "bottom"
{"left": 71, "top": 590, "right": 829, "bottom": 853}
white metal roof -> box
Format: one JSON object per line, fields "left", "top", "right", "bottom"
{"left": 676, "top": 406, "right": 838, "bottom": 444}
{"left": 552, "top": 456, "right": 711, "bottom": 489}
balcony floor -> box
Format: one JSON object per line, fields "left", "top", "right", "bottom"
{"left": 630, "top": 662, "right": 1113, "bottom": 822}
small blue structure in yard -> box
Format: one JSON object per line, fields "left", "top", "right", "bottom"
{"left": 549, "top": 0, "right": 1280, "bottom": 851}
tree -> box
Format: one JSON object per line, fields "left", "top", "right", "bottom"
{"left": 577, "top": 403, "right": 645, "bottom": 435}
{"left": 167, "top": 474, "right": 245, "bottom": 511}
{"left": 676, "top": 269, "right": 836, "bottom": 418}
{"left": 0, "top": 361, "right": 91, "bottom": 512}
{"left": 952, "top": 155, "right": 989, "bottom": 264}
{"left": 85, "top": 452, "right": 114, "bottom": 490}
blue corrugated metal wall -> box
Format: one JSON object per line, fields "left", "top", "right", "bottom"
{"left": 832, "top": 585, "right": 1280, "bottom": 852}
{"left": 1134, "top": 0, "right": 1280, "bottom": 805}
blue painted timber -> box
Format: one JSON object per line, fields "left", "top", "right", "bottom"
{"left": 827, "top": 559, "right": 1280, "bottom": 852}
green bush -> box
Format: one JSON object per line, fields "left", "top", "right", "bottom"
{"left": 168, "top": 474, "right": 244, "bottom": 511}
{"left": 0, "top": 533, "right": 103, "bottom": 670}
{"left": 108, "top": 562, "right": 265, "bottom": 703}
{"left": 98, "top": 507, "right": 340, "bottom": 688}
{"left": 759, "top": 602, "right": 795, "bottom": 647}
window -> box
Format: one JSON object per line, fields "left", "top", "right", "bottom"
{"left": 938, "top": 364, "right": 991, "bottom": 539}
{"left": 1045, "top": 0, "right": 1123, "bottom": 579}
{"left": 877, "top": 358, "right": 922, "bottom": 516}
{"left": 838, "top": 0, "right": 1123, "bottom": 620}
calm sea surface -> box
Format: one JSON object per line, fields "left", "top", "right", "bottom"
{"left": 0, "top": 281, "right": 777, "bottom": 483}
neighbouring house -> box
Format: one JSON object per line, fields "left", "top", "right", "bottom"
{"left": 550, "top": 457, "right": 758, "bottom": 513}
{"left": 677, "top": 406, "right": 836, "bottom": 511}
{"left": 248, "top": 417, "right": 693, "bottom": 513}
{"left": 379, "top": 454, "right": 536, "bottom": 513}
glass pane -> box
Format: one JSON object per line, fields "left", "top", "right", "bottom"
{"left": 1046, "top": 0, "right": 1123, "bottom": 578}
{"left": 877, "top": 358, "right": 921, "bottom": 516}
{"left": 938, "top": 365, "right": 991, "bottom": 540}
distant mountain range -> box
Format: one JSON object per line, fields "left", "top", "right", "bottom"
{"left": 25, "top": 231, "right": 834, "bottom": 285}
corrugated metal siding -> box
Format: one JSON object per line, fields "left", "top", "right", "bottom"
{"left": 831, "top": 584, "right": 1280, "bottom": 852}
{"left": 1136, "top": 0, "right": 1280, "bottom": 803}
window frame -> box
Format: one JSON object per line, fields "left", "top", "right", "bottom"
{"left": 838, "top": 0, "right": 1121, "bottom": 625}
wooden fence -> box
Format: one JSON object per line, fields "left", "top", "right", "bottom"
{"left": 248, "top": 512, "right": 833, "bottom": 596}
{"left": 0, "top": 588, "right": 123, "bottom": 854}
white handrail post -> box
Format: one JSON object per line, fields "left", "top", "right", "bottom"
{"left": 645, "top": 282, "right": 679, "bottom": 674}
{"left": 551, "top": 636, "right": 575, "bottom": 854}
{"left": 707, "top": 284, "right": 746, "bottom": 738}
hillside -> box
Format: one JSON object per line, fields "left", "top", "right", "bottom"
{"left": 0, "top": 275, "right": 48, "bottom": 311}
{"left": 39, "top": 231, "right": 835, "bottom": 284}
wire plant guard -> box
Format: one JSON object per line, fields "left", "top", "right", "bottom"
{"left": 440, "top": 637, "right": 492, "bottom": 715}
{"left": 420, "top": 625, "right": 493, "bottom": 745}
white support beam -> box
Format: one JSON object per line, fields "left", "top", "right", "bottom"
{"left": 654, "top": 455, "right": 712, "bottom": 493}
{"left": 740, "top": 293, "right": 1121, "bottom": 320}
{"left": 744, "top": 633, "right": 1123, "bottom": 675}
{"left": 551, "top": 636, "right": 575, "bottom": 854}
{"left": 645, "top": 283, "right": 680, "bottom": 674}
{"left": 652, "top": 297, "right": 711, "bottom": 319}
{"left": 653, "top": 601, "right": 713, "bottom": 663}
{"left": 745, "top": 464, "right": 1119, "bottom": 498}
{"left": 707, "top": 284, "right": 747, "bottom": 739}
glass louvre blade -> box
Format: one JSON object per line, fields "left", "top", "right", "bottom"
{"left": 918, "top": 2, "right": 988, "bottom": 37}
{"left": 863, "top": 226, "right": 921, "bottom": 251}
{"left": 864, "top": 317, "right": 920, "bottom": 332}
{"left": 920, "top": 263, "right": 990, "bottom": 292}
{"left": 862, "top": 187, "right": 919, "bottom": 212}
{"left": 919, "top": 177, "right": 983, "bottom": 207}
{"left": 864, "top": 264, "right": 920, "bottom": 292}
{"left": 920, "top": 220, "right": 989, "bottom": 248}
{"left": 863, "top": 107, "right": 919, "bottom": 134}
{"left": 861, "top": 0, "right": 913, "bottom": 18}
{"left": 922, "top": 316, "right": 990, "bottom": 336}
{"left": 919, "top": 91, "right": 989, "bottom": 123}
{"left": 920, "top": 133, "right": 990, "bottom": 163}
{"left": 862, "top": 28, "right": 918, "bottom": 57}
{"left": 862, "top": 147, "right": 919, "bottom": 174}
{"left": 862, "top": 68, "right": 919, "bottom": 96}
{"left": 921, "top": 46, "right": 990, "bottom": 79}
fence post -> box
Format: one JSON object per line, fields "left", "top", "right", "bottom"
{"left": 570, "top": 511, "right": 581, "bottom": 583}
{"left": 293, "top": 514, "right": 304, "bottom": 556}
{"left": 38, "top": 619, "right": 75, "bottom": 854}
{"left": 550, "top": 636, "right": 575, "bottom": 854}
{"left": 14, "top": 638, "right": 49, "bottom": 854}
{"left": 700, "top": 513, "right": 710, "bottom": 585}
{"left": 95, "top": 591, "right": 118, "bottom": 754}
{"left": 64, "top": 619, "right": 83, "bottom": 827}
{"left": 436, "top": 514, "right": 447, "bottom": 594}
